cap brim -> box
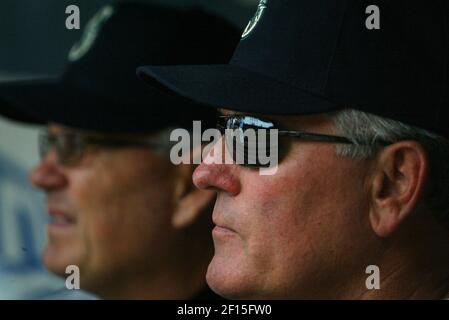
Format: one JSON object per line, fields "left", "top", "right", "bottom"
{"left": 0, "top": 78, "right": 59, "bottom": 125}
{"left": 0, "top": 75, "right": 221, "bottom": 133}
{"left": 0, "top": 78, "right": 112, "bottom": 129}
{"left": 137, "top": 64, "right": 338, "bottom": 115}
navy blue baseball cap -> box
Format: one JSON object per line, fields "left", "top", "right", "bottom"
{"left": 0, "top": 2, "right": 239, "bottom": 133}
{"left": 138, "top": 0, "right": 449, "bottom": 138}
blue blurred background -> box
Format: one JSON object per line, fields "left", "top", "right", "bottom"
{"left": 0, "top": 0, "right": 257, "bottom": 299}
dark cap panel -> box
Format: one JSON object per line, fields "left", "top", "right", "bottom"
{"left": 0, "top": 1, "right": 240, "bottom": 133}
{"left": 231, "top": 0, "right": 347, "bottom": 93}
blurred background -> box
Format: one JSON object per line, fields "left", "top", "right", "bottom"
{"left": 0, "top": 0, "right": 257, "bottom": 299}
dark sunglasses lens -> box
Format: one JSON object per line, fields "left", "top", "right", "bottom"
{"left": 223, "top": 116, "right": 278, "bottom": 168}
{"left": 38, "top": 132, "right": 84, "bottom": 165}
{"left": 58, "top": 134, "right": 84, "bottom": 165}
{"left": 216, "top": 116, "right": 228, "bottom": 134}
{"left": 38, "top": 133, "right": 50, "bottom": 160}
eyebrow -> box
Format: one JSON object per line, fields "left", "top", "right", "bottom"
{"left": 218, "top": 108, "right": 240, "bottom": 116}
{"left": 219, "top": 109, "right": 286, "bottom": 127}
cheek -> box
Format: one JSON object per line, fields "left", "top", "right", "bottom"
{"left": 243, "top": 159, "right": 328, "bottom": 237}
{"left": 68, "top": 162, "right": 176, "bottom": 254}
{"left": 239, "top": 149, "right": 370, "bottom": 274}
{"left": 248, "top": 145, "right": 367, "bottom": 227}
{"left": 68, "top": 170, "right": 112, "bottom": 246}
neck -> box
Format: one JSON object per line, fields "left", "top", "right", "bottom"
{"left": 94, "top": 240, "right": 213, "bottom": 299}
{"left": 350, "top": 217, "right": 449, "bottom": 299}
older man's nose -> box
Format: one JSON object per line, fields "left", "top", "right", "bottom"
{"left": 193, "top": 136, "right": 241, "bottom": 196}
{"left": 29, "top": 152, "right": 68, "bottom": 191}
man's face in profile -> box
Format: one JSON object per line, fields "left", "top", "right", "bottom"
{"left": 29, "top": 125, "right": 182, "bottom": 296}
{"left": 193, "top": 111, "right": 378, "bottom": 299}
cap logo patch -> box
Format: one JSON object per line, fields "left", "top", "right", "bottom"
{"left": 241, "top": 0, "right": 268, "bottom": 40}
{"left": 68, "top": 5, "right": 115, "bottom": 62}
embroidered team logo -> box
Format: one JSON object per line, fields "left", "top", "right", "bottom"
{"left": 68, "top": 5, "right": 115, "bottom": 62}
{"left": 241, "top": 0, "right": 268, "bottom": 40}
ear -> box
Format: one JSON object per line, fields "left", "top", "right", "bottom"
{"left": 172, "top": 164, "right": 216, "bottom": 229}
{"left": 368, "top": 141, "right": 429, "bottom": 238}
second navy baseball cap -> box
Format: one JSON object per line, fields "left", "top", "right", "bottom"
{"left": 0, "top": 2, "right": 239, "bottom": 133}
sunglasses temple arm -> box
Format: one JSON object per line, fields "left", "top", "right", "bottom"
{"left": 278, "top": 131, "right": 354, "bottom": 144}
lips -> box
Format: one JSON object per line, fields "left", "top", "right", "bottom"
{"left": 212, "top": 213, "right": 237, "bottom": 235}
{"left": 48, "top": 208, "right": 77, "bottom": 226}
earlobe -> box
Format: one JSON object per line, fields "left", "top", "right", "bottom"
{"left": 368, "top": 172, "right": 401, "bottom": 238}
{"left": 172, "top": 188, "right": 216, "bottom": 229}
{"left": 368, "top": 142, "right": 429, "bottom": 238}
{"left": 171, "top": 161, "right": 216, "bottom": 229}
{"left": 369, "top": 200, "right": 401, "bottom": 238}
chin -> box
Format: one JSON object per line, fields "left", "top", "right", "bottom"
{"left": 42, "top": 244, "right": 77, "bottom": 277}
{"left": 206, "top": 254, "right": 262, "bottom": 299}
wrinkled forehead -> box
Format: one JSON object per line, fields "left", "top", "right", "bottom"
{"left": 47, "top": 122, "right": 163, "bottom": 140}
{"left": 47, "top": 123, "right": 67, "bottom": 135}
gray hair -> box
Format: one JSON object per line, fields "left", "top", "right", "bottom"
{"left": 332, "top": 109, "right": 449, "bottom": 222}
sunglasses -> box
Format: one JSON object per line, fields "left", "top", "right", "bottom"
{"left": 216, "top": 114, "right": 362, "bottom": 168}
{"left": 39, "top": 130, "right": 170, "bottom": 166}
